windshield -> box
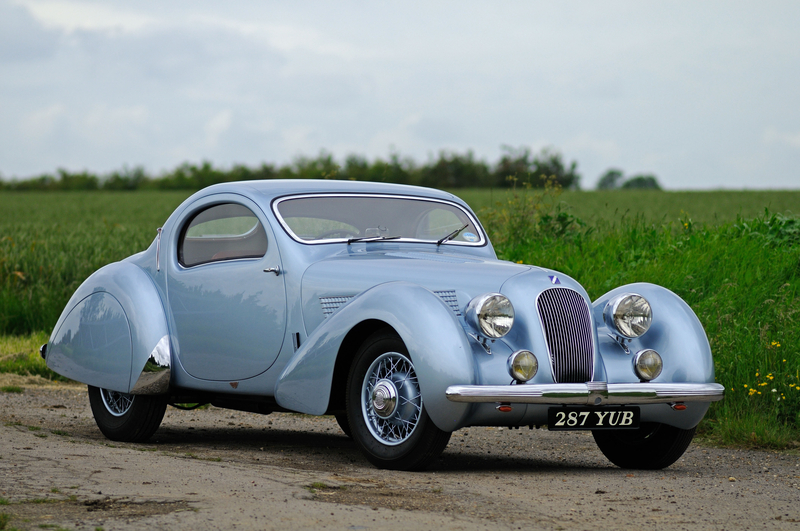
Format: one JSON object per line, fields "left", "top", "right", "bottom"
{"left": 273, "top": 194, "right": 484, "bottom": 245}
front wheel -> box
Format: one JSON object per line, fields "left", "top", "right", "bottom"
{"left": 593, "top": 422, "right": 696, "bottom": 469}
{"left": 346, "top": 331, "right": 451, "bottom": 471}
{"left": 88, "top": 386, "right": 167, "bottom": 442}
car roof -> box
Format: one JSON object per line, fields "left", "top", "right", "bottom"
{"left": 197, "top": 179, "right": 464, "bottom": 205}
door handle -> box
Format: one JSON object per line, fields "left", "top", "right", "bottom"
{"left": 263, "top": 266, "right": 281, "bottom": 276}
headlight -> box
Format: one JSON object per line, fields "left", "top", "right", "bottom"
{"left": 507, "top": 350, "right": 538, "bottom": 382}
{"left": 633, "top": 349, "right": 663, "bottom": 381}
{"left": 466, "top": 293, "right": 514, "bottom": 338}
{"left": 603, "top": 293, "right": 652, "bottom": 338}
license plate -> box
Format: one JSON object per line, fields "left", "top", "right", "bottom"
{"left": 548, "top": 407, "right": 640, "bottom": 430}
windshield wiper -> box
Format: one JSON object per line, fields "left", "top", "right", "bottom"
{"left": 347, "top": 235, "right": 401, "bottom": 245}
{"left": 437, "top": 224, "right": 468, "bottom": 246}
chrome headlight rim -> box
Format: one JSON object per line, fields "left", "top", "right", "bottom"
{"left": 603, "top": 292, "right": 653, "bottom": 339}
{"left": 507, "top": 350, "right": 538, "bottom": 382}
{"left": 466, "top": 292, "right": 515, "bottom": 339}
{"left": 633, "top": 349, "right": 663, "bottom": 381}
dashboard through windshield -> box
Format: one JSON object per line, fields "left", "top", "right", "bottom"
{"left": 273, "top": 194, "right": 485, "bottom": 246}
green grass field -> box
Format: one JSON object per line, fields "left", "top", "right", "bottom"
{"left": 457, "top": 188, "right": 800, "bottom": 225}
{"left": 1, "top": 188, "right": 799, "bottom": 448}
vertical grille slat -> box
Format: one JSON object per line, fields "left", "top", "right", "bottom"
{"left": 536, "top": 288, "right": 594, "bottom": 383}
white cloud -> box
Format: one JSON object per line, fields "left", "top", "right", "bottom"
{"left": 281, "top": 125, "right": 317, "bottom": 156}
{"left": 20, "top": 103, "right": 66, "bottom": 139}
{"left": 12, "top": 0, "right": 159, "bottom": 33}
{"left": 763, "top": 127, "right": 800, "bottom": 149}
{"left": 204, "top": 110, "right": 233, "bottom": 149}
{"left": 563, "top": 133, "right": 621, "bottom": 161}
{"left": 2, "top": 1, "right": 800, "bottom": 188}
{"left": 82, "top": 104, "right": 149, "bottom": 146}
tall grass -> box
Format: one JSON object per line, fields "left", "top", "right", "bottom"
{"left": 1, "top": 189, "right": 798, "bottom": 446}
{"left": 483, "top": 185, "right": 800, "bottom": 447}
{"left": 0, "top": 192, "right": 189, "bottom": 333}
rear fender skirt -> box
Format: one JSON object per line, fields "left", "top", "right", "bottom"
{"left": 46, "top": 262, "right": 171, "bottom": 394}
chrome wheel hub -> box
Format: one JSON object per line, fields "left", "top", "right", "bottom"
{"left": 371, "top": 379, "right": 398, "bottom": 418}
{"left": 361, "top": 352, "right": 422, "bottom": 446}
{"left": 100, "top": 388, "right": 134, "bottom": 417}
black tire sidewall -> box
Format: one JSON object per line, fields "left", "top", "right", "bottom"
{"left": 593, "top": 422, "right": 696, "bottom": 469}
{"left": 88, "top": 385, "right": 166, "bottom": 442}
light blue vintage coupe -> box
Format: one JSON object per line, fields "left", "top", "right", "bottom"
{"left": 42, "top": 180, "right": 724, "bottom": 470}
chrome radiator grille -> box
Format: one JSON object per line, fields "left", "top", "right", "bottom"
{"left": 536, "top": 288, "right": 594, "bottom": 383}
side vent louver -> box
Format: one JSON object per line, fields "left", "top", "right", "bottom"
{"left": 320, "top": 296, "right": 354, "bottom": 318}
{"left": 434, "top": 290, "right": 461, "bottom": 316}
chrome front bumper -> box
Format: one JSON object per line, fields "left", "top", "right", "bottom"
{"left": 445, "top": 382, "right": 725, "bottom": 406}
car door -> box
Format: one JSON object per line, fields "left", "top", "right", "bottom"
{"left": 166, "top": 195, "right": 287, "bottom": 381}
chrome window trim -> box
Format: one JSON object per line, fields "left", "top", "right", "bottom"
{"left": 176, "top": 200, "right": 269, "bottom": 269}
{"left": 271, "top": 193, "right": 486, "bottom": 246}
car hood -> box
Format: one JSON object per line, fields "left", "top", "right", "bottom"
{"left": 300, "top": 249, "right": 537, "bottom": 334}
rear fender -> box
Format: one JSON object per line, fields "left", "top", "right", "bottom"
{"left": 46, "top": 262, "right": 171, "bottom": 394}
{"left": 274, "top": 282, "right": 474, "bottom": 432}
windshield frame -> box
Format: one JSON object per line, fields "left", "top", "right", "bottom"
{"left": 271, "top": 193, "right": 487, "bottom": 247}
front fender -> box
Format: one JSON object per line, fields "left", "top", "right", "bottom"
{"left": 274, "top": 282, "right": 474, "bottom": 432}
{"left": 46, "top": 262, "right": 171, "bottom": 394}
{"left": 594, "top": 282, "right": 714, "bottom": 385}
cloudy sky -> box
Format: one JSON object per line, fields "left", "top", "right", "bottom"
{"left": 1, "top": 0, "right": 799, "bottom": 189}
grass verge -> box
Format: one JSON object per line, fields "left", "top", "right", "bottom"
{"left": 0, "top": 332, "right": 68, "bottom": 382}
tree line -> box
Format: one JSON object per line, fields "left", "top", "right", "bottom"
{"left": 0, "top": 146, "right": 660, "bottom": 191}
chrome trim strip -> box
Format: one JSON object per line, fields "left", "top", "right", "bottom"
{"left": 130, "top": 335, "right": 171, "bottom": 395}
{"left": 445, "top": 382, "right": 725, "bottom": 405}
{"left": 271, "top": 193, "right": 486, "bottom": 246}
{"left": 156, "top": 227, "right": 163, "bottom": 271}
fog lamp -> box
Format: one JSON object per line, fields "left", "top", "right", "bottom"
{"left": 507, "top": 350, "right": 538, "bottom": 382}
{"left": 633, "top": 349, "right": 663, "bottom": 381}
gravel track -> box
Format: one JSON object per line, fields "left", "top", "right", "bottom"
{"left": 1, "top": 381, "right": 798, "bottom": 530}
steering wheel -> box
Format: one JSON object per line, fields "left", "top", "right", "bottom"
{"left": 317, "top": 228, "right": 360, "bottom": 239}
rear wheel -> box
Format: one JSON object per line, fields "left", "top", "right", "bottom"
{"left": 346, "top": 331, "right": 450, "bottom": 471}
{"left": 88, "top": 386, "right": 167, "bottom": 442}
{"left": 593, "top": 422, "right": 696, "bottom": 469}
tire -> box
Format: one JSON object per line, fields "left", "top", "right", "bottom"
{"left": 88, "top": 386, "right": 167, "bottom": 443}
{"left": 334, "top": 412, "right": 352, "bottom": 438}
{"left": 345, "top": 331, "right": 451, "bottom": 471}
{"left": 593, "top": 422, "right": 696, "bottom": 470}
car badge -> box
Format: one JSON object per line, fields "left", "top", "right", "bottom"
{"left": 549, "top": 275, "right": 560, "bottom": 285}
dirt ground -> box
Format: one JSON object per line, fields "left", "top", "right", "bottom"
{"left": 1, "top": 377, "right": 799, "bottom": 530}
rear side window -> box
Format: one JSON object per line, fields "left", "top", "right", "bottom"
{"left": 179, "top": 203, "right": 267, "bottom": 267}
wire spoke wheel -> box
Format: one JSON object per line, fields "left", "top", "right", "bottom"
{"left": 361, "top": 352, "right": 422, "bottom": 445}
{"left": 100, "top": 388, "right": 135, "bottom": 417}
{"left": 346, "top": 330, "right": 451, "bottom": 471}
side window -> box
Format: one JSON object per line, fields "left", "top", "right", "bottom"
{"left": 179, "top": 203, "right": 267, "bottom": 267}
